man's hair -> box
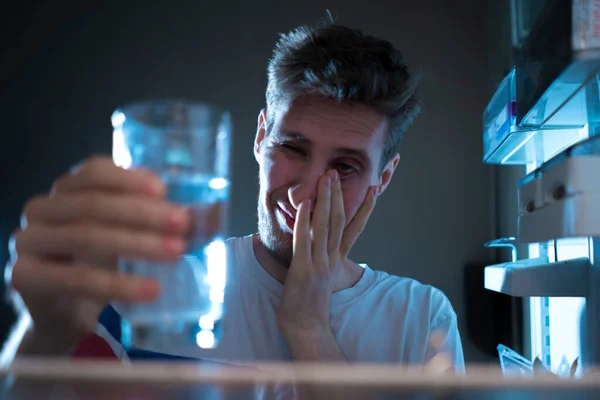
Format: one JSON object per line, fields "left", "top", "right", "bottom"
{"left": 266, "top": 23, "right": 422, "bottom": 172}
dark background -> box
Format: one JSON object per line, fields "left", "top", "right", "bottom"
{"left": 1, "top": 0, "right": 521, "bottom": 363}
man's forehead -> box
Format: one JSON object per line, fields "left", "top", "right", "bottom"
{"left": 273, "top": 96, "right": 388, "bottom": 144}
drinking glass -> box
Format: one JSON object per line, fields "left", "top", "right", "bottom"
{"left": 111, "top": 99, "right": 231, "bottom": 350}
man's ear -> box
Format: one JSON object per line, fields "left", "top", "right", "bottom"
{"left": 254, "top": 108, "right": 267, "bottom": 164}
{"left": 376, "top": 153, "right": 400, "bottom": 196}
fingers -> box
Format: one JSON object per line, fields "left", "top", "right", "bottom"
{"left": 312, "top": 173, "right": 332, "bottom": 258}
{"left": 11, "top": 256, "right": 160, "bottom": 303}
{"left": 340, "top": 186, "right": 378, "bottom": 257}
{"left": 328, "top": 171, "right": 345, "bottom": 255}
{"left": 51, "top": 155, "right": 165, "bottom": 197}
{"left": 293, "top": 200, "right": 312, "bottom": 261}
{"left": 22, "top": 193, "right": 191, "bottom": 236}
{"left": 12, "top": 223, "right": 185, "bottom": 262}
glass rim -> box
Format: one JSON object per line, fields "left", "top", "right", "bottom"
{"left": 111, "top": 98, "right": 229, "bottom": 128}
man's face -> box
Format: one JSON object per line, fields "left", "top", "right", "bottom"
{"left": 254, "top": 95, "right": 398, "bottom": 266}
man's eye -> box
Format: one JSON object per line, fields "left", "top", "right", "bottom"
{"left": 279, "top": 143, "right": 302, "bottom": 153}
{"left": 336, "top": 163, "right": 357, "bottom": 174}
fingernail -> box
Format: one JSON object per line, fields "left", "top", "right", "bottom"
{"left": 325, "top": 177, "right": 331, "bottom": 188}
{"left": 165, "top": 206, "right": 189, "bottom": 233}
{"left": 332, "top": 170, "right": 339, "bottom": 181}
{"left": 163, "top": 237, "right": 185, "bottom": 256}
{"left": 373, "top": 187, "right": 380, "bottom": 197}
{"left": 164, "top": 208, "right": 187, "bottom": 232}
{"left": 138, "top": 279, "right": 160, "bottom": 300}
{"left": 147, "top": 179, "right": 166, "bottom": 196}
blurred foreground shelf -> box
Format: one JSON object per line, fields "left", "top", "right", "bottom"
{"left": 2, "top": 357, "right": 600, "bottom": 399}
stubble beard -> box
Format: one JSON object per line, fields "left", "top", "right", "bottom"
{"left": 257, "top": 198, "right": 293, "bottom": 268}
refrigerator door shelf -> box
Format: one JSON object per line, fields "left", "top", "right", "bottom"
{"left": 484, "top": 257, "right": 590, "bottom": 297}
{"left": 518, "top": 155, "right": 600, "bottom": 217}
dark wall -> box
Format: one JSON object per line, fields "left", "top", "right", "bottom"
{"left": 1, "top": 0, "right": 493, "bottom": 362}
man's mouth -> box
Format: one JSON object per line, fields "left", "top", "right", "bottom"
{"left": 277, "top": 204, "right": 296, "bottom": 232}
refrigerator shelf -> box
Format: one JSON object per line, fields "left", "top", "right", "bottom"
{"left": 483, "top": 0, "right": 600, "bottom": 165}
{"left": 482, "top": 64, "right": 594, "bottom": 165}
{"left": 484, "top": 257, "right": 590, "bottom": 297}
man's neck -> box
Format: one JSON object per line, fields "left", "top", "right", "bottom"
{"left": 251, "top": 234, "right": 364, "bottom": 292}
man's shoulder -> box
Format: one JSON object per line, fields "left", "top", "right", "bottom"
{"left": 370, "top": 268, "right": 448, "bottom": 302}
{"left": 223, "top": 234, "right": 253, "bottom": 252}
{"left": 221, "top": 235, "right": 255, "bottom": 271}
{"left": 368, "top": 268, "right": 456, "bottom": 326}
{"left": 224, "top": 234, "right": 252, "bottom": 244}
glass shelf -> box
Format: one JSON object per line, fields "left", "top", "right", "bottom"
{"left": 483, "top": 0, "right": 600, "bottom": 166}
{"left": 483, "top": 71, "right": 594, "bottom": 165}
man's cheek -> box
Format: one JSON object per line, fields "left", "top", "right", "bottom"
{"left": 266, "top": 157, "right": 294, "bottom": 188}
{"left": 340, "top": 186, "right": 368, "bottom": 227}
{"left": 260, "top": 155, "right": 280, "bottom": 189}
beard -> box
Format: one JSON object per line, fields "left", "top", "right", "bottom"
{"left": 257, "top": 196, "right": 294, "bottom": 267}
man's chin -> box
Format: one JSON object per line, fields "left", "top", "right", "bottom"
{"left": 260, "top": 230, "right": 293, "bottom": 267}
{"left": 257, "top": 206, "right": 294, "bottom": 266}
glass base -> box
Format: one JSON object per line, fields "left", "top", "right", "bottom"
{"left": 120, "top": 319, "right": 221, "bottom": 351}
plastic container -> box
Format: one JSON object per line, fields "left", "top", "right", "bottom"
{"left": 497, "top": 344, "right": 534, "bottom": 377}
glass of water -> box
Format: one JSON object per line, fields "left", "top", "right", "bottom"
{"left": 111, "top": 99, "right": 231, "bottom": 350}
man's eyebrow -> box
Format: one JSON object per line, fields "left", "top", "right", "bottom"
{"left": 276, "top": 131, "right": 372, "bottom": 167}
{"left": 275, "top": 131, "right": 311, "bottom": 143}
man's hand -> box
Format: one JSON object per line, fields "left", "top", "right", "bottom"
{"left": 276, "top": 169, "right": 378, "bottom": 361}
{"left": 9, "top": 156, "right": 193, "bottom": 355}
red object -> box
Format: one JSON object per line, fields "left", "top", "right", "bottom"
{"left": 71, "top": 334, "right": 119, "bottom": 359}
{"left": 70, "top": 334, "right": 162, "bottom": 399}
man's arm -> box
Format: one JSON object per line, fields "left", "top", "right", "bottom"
{"left": 424, "top": 314, "right": 465, "bottom": 374}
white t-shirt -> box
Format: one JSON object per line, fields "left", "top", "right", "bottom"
{"left": 110, "top": 234, "right": 464, "bottom": 369}
{"left": 91, "top": 234, "right": 464, "bottom": 398}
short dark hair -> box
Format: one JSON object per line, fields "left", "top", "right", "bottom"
{"left": 266, "top": 23, "right": 421, "bottom": 172}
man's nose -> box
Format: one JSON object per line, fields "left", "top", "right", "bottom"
{"left": 288, "top": 171, "right": 323, "bottom": 212}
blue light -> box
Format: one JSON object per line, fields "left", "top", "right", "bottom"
{"left": 208, "top": 178, "right": 228, "bottom": 190}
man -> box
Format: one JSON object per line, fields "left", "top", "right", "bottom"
{"left": 9, "top": 23, "right": 464, "bottom": 369}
